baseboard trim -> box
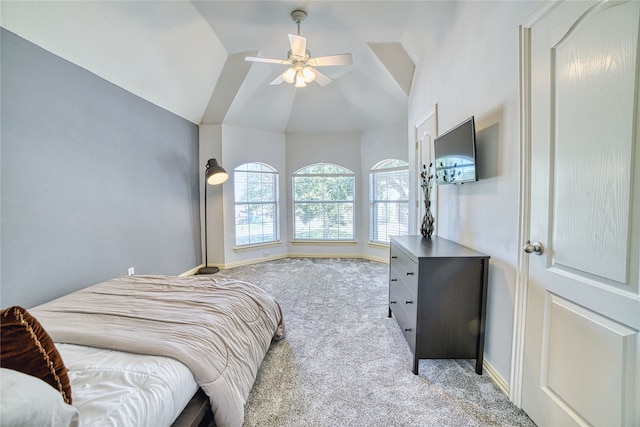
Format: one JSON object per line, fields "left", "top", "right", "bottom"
{"left": 179, "top": 265, "right": 203, "bottom": 277}
{"left": 181, "top": 253, "right": 389, "bottom": 276}
{"left": 483, "top": 359, "right": 510, "bottom": 397}
{"left": 221, "top": 254, "right": 288, "bottom": 270}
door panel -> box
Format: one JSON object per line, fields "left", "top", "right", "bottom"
{"left": 522, "top": 1, "right": 640, "bottom": 426}
{"left": 551, "top": 0, "right": 637, "bottom": 285}
{"left": 541, "top": 294, "right": 636, "bottom": 426}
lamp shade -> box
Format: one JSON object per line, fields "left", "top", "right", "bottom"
{"left": 205, "top": 158, "right": 228, "bottom": 185}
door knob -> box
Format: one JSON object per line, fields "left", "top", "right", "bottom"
{"left": 523, "top": 240, "right": 544, "bottom": 255}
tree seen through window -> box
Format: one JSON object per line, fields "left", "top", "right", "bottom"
{"left": 293, "top": 163, "right": 355, "bottom": 240}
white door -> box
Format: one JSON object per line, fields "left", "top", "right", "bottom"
{"left": 522, "top": 1, "right": 640, "bottom": 426}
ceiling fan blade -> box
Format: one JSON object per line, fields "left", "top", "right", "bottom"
{"left": 288, "top": 34, "right": 307, "bottom": 57}
{"left": 308, "top": 53, "right": 353, "bottom": 67}
{"left": 269, "top": 74, "right": 285, "bottom": 85}
{"left": 309, "top": 67, "right": 332, "bottom": 87}
{"left": 245, "top": 56, "right": 290, "bottom": 65}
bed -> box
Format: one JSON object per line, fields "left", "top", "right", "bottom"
{"left": 0, "top": 274, "right": 285, "bottom": 427}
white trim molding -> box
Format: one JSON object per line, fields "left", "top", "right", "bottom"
{"left": 484, "top": 359, "right": 510, "bottom": 397}
{"left": 234, "top": 241, "right": 282, "bottom": 253}
{"left": 510, "top": 0, "right": 563, "bottom": 408}
{"left": 290, "top": 240, "right": 357, "bottom": 246}
{"left": 412, "top": 104, "right": 438, "bottom": 234}
{"left": 179, "top": 265, "right": 204, "bottom": 277}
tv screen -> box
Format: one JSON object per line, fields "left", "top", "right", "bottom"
{"left": 434, "top": 116, "right": 477, "bottom": 184}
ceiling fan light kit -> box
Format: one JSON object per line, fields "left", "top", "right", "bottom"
{"left": 301, "top": 67, "right": 315, "bottom": 82}
{"left": 245, "top": 9, "right": 352, "bottom": 88}
{"left": 282, "top": 67, "right": 297, "bottom": 84}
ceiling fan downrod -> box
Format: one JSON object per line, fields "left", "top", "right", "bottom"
{"left": 291, "top": 9, "right": 307, "bottom": 36}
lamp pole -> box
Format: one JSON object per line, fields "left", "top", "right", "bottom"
{"left": 197, "top": 158, "right": 228, "bottom": 275}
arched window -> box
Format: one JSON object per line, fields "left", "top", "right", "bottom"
{"left": 369, "top": 159, "right": 409, "bottom": 243}
{"left": 292, "top": 163, "right": 355, "bottom": 240}
{"left": 234, "top": 162, "right": 279, "bottom": 246}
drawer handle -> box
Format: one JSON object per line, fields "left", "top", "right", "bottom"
{"left": 390, "top": 278, "right": 397, "bottom": 282}
{"left": 406, "top": 272, "right": 414, "bottom": 276}
{"left": 404, "top": 328, "right": 412, "bottom": 332}
{"left": 390, "top": 300, "right": 397, "bottom": 304}
{"left": 405, "top": 300, "right": 414, "bottom": 304}
{"left": 391, "top": 256, "right": 398, "bottom": 259}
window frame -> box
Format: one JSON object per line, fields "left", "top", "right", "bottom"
{"left": 369, "top": 159, "right": 410, "bottom": 244}
{"left": 292, "top": 163, "right": 356, "bottom": 242}
{"left": 233, "top": 162, "right": 279, "bottom": 248}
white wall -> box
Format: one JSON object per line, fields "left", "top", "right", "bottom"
{"left": 286, "top": 131, "right": 363, "bottom": 256}
{"left": 202, "top": 123, "right": 407, "bottom": 267}
{"left": 220, "top": 125, "right": 288, "bottom": 266}
{"left": 206, "top": 125, "right": 408, "bottom": 262}
{"left": 407, "top": 1, "right": 541, "bottom": 385}
{"left": 360, "top": 123, "right": 409, "bottom": 262}
{"left": 200, "top": 124, "right": 288, "bottom": 268}
{"left": 285, "top": 127, "right": 407, "bottom": 259}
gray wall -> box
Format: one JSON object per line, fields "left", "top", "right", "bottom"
{"left": 1, "top": 29, "right": 201, "bottom": 308}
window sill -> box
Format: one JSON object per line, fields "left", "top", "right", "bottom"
{"left": 291, "top": 240, "right": 357, "bottom": 246}
{"left": 368, "top": 241, "right": 390, "bottom": 250}
{"left": 234, "top": 241, "right": 282, "bottom": 253}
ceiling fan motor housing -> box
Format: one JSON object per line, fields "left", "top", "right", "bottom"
{"left": 288, "top": 49, "right": 311, "bottom": 63}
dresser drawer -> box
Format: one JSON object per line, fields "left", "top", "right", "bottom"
{"left": 389, "top": 269, "right": 417, "bottom": 325}
{"left": 390, "top": 244, "right": 418, "bottom": 292}
{"left": 389, "top": 278, "right": 416, "bottom": 322}
{"left": 390, "top": 298, "right": 416, "bottom": 353}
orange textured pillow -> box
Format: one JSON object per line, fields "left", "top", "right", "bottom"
{"left": 1, "top": 306, "right": 72, "bottom": 404}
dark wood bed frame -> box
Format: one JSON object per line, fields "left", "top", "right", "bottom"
{"left": 171, "top": 389, "right": 213, "bottom": 427}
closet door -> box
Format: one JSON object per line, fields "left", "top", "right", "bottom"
{"left": 522, "top": 1, "right": 640, "bottom": 426}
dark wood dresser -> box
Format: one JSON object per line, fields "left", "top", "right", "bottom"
{"left": 388, "top": 235, "right": 490, "bottom": 375}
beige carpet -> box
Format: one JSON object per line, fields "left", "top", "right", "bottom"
{"left": 214, "top": 257, "right": 535, "bottom": 427}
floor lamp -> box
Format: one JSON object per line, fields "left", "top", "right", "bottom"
{"left": 197, "top": 158, "right": 228, "bottom": 274}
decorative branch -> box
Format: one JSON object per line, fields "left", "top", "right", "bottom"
{"left": 420, "top": 163, "right": 434, "bottom": 206}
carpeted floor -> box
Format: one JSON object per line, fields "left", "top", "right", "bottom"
{"left": 214, "top": 257, "right": 535, "bottom": 427}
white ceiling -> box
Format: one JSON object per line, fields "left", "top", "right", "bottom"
{"left": 1, "top": 1, "right": 449, "bottom": 134}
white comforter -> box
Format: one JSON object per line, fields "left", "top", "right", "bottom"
{"left": 31, "top": 275, "right": 285, "bottom": 427}
{"left": 57, "top": 343, "right": 198, "bottom": 426}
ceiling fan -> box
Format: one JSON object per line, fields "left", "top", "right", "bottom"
{"left": 245, "top": 9, "right": 353, "bottom": 88}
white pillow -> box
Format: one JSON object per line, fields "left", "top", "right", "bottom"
{"left": 0, "top": 368, "right": 79, "bottom": 427}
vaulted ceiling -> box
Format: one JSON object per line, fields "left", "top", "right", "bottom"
{"left": 1, "top": 1, "right": 450, "bottom": 134}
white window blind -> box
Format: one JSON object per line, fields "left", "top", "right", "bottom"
{"left": 369, "top": 159, "right": 409, "bottom": 243}
{"left": 234, "top": 162, "right": 279, "bottom": 246}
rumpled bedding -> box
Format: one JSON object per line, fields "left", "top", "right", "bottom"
{"left": 31, "top": 275, "right": 285, "bottom": 427}
{"left": 57, "top": 343, "right": 198, "bottom": 426}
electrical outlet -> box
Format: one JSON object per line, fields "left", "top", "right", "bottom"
{"left": 127, "top": 267, "right": 135, "bottom": 276}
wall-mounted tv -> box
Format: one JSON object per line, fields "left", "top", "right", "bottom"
{"left": 434, "top": 116, "right": 478, "bottom": 185}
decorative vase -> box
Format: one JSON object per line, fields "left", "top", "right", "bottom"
{"left": 420, "top": 201, "right": 435, "bottom": 238}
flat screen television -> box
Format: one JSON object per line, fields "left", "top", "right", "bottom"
{"left": 434, "top": 116, "right": 478, "bottom": 184}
